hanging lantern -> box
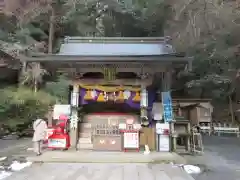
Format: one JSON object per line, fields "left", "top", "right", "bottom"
{"left": 116, "top": 91, "right": 124, "bottom": 102}
{"left": 97, "top": 92, "right": 105, "bottom": 102}
{"left": 123, "top": 90, "right": 131, "bottom": 100}
{"left": 108, "top": 92, "right": 115, "bottom": 101}
{"left": 132, "top": 91, "right": 141, "bottom": 102}
{"left": 84, "top": 89, "right": 92, "bottom": 100}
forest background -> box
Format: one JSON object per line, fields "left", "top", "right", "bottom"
{"left": 1, "top": 0, "right": 240, "bottom": 130}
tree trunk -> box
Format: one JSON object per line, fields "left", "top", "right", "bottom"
{"left": 18, "top": 61, "right": 27, "bottom": 86}
{"left": 34, "top": 79, "right": 38, "bottom": 93}
{"left": 229, "top": 95, "right": 235, "bottom": 124}
{"left": 48, "top": 8, "right": 55, "bottom": 53}
{"left": 33, "top": 63, "right": 41, "bottom": 93}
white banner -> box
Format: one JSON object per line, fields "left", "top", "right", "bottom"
{"left": 48, "top": 139, "right": 66, "bottom": 148}
{"left": 53, "top": 104, "right": 71, "bottom": 119}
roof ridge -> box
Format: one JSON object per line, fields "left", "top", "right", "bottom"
{"left": 64, "top": 36, "right": 171, "bottom": 44}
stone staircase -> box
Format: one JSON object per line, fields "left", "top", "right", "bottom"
{"left": 77, "top": 123, "right": 93, "bottom": 150}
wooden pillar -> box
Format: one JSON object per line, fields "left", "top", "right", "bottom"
{"left": 18, "top": 61, "right": 27, "bottom": 85}
{"left": 139, "top": 73, "right": 148, "bottom": 118}
{"left": 161, "top": 69, "right": 172, "bottom": 92}
{"left": 70, "top": 84, "right": 79, "bottom": 149}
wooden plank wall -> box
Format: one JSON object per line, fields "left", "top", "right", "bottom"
{"left": 139, "top": 127, "right": 156, "bottom": 150}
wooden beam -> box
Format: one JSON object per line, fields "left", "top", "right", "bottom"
{"left": 72, "top": 78, "right": 153, "bottom": 86}
{"left": 22, "top": 54, "right": 192, "bottom": 64}
{"left": 64, "top": 36, "right": 170, "bottom": 43}
{"left": 54, "top": 65, "right": 167, "bottom": 74}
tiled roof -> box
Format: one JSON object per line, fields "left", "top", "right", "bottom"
{"left": 58, "top": 43, "right": 175, "bottom": 56}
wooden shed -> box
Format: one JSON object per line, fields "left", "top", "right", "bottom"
{"left": 175, "top": 99, "right": 213, "bottom": 125}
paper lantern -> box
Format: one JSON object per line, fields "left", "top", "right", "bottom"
{"left": 108, "top": 92, "right": 115, "bottom": 101}
{"left": 116, "top": 91, "right": 124, "bottom": 101}
{"left": 123, "top": 90, "right": 131, "bottom": 99}
{"left": 84, "top": 89, "right": 92, "bottom": 100}
{"left": 97, "top": 92, "right": 105, "bottom": 102}
{"left": 132, "top": 91, "right": 140, "bottom": 102}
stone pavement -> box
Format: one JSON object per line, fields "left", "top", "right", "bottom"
{"left": 184, "top": 135, "right": 240, "bottom": 180}
{"left": 27, "top": 151, "right": 186, "bottom": 164}
{"left": 6, "top": 163, "right": 194, "bottom": 180}
{"left": 0, "top": 138, "right": 31, "bottom": 156}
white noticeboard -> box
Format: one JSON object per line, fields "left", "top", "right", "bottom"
{"left": 123, "top": 132, "right": 139, "bottom": 148}
{"left": 152, "top": 102, "right": 163, "bottom": 120}
{"left": 53, "top": 104, "right": 71, "bottom": 119}
{"left": 159, "top": 135, "right": 170, "bottom": 152}
{"left": 156, "top": 123, "right": 170, "bottom": 152}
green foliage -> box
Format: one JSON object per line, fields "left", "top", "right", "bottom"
{"left": 0, "top": 87, "right": 57, "bottom": 128}
{"left": 44, "top": 75, "right": 69, "bottom": 103}
{"left": 0, "top": 0, "right": 240, "bottom": 124}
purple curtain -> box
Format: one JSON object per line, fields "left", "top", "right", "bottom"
{"left": 80, "top": 89, "right": 140, "bottom": 109}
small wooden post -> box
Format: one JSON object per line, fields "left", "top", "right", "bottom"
{"left": 237, "top": 125, "right": 240, "bottom": 138}
{"left": 207, "top": 123, "right": 211, "bottom": 136}
{"left": 186, "top": 122, "right": 191, "bottom": 152}
{"left": 218, "top": 123, "right": 221, "bottom": 136}
{"left": 170, "top": 122, "right": 176, "bottom": 152}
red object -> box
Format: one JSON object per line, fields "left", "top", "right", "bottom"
{"left": 58, "top": 115, "right": 68, "bottom": 128}
{"left": 47, "top": 133, "right": 70, "bottom": 150}
{"left": 47, "top": 114, "right": 70, "bottom": 150}
{"left": 163, "top": 129, "right": 169, "bottom": 135}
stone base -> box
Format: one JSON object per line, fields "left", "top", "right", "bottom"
{"left": 27, "top": 151, "right": 186, "bottom": 164}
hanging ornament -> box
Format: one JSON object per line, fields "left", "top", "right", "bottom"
{"left": 97, "top": 92, "right": 105, "bottom": 102}
{"left": 104, "top": 92, "right": 108, "bottom": 101}
{"left": 132, "top": 91, "right": 141, "bottom": 102}
{"left": 84, "top": 89, "right": 92, "bottom": 100}
{"left": 116, "top": 91, "right": 124, "bottom": 102}
{"left": 91, "top": 90, "right": 97, "bottom": 99}
{"left": 123, "top": 90, "right": 131, "bottom": 100}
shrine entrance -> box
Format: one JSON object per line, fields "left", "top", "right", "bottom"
{"left": 79, "top": 101, "right": 141, "bottom": 151}
{"left": 21, "top": 37, "right": 192, "bottom": 151}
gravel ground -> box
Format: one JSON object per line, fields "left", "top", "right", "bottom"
{"left": 0, "top": 137, "right": 33, "bottom": 179}
{"left": 184, "top": 135, "right": 240, "bottom": 180}
{"left": 0, "top": 138, "right": 32, "bottom": 157}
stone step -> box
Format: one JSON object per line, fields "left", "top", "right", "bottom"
{"left": 78, "top": 138, "right": 92, "bottom": 144}
{"left": 79, "top": 132, "right": 92, "bottom": 138}
{"left": 79, "top": 128, "right": 92, "bottom": 134}
{"left": 79, "top": 123, "right": 92, "bottom": 129}
{"left": 77, "top": 143, "right": 93, "bottom": 150}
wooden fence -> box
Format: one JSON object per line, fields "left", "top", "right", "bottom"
{"left": 199, "top": 123, "right": 240, "bottom": 137}
{"left": 139, "top": 127, "right": 155, "bottom": 150}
